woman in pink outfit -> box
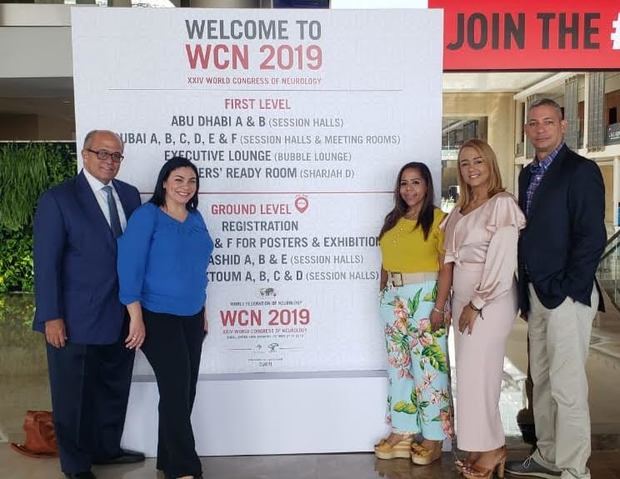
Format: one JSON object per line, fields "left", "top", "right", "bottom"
{"left": 442, "top": 139, "right": 525, "bottom": 479}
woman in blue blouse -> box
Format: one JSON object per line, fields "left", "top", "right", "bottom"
{"left": 118, "top": 156, "right": 213, "bottom": 479}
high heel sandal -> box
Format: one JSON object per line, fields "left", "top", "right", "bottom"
{"left": 411, "top": 441, "right": 442, "bottom": 466}
{"left": 460, "top": 447, "right": 507, "bottom": 479}
{"left": 374, "top": 434, "right": 413, "bottom": 460}
{"left": 454, "top": 457, "right": 470, "bottom": 473}
{"left": 454, "top": 453, "right": 481, "bottom": 473}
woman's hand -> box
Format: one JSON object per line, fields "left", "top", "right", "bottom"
{"left": 430, "top": 307, "right": 444, "bottom": 332}
{"left": 458, "top": 304, "right": 479, "bottom": 335}
{"left": 379, "top": 268, "right": 387, "bottom": 293}
{"left": 126, "top": 315, "right": 145, "bottom": 349}
{"left": 125, "top": 301, "right": 146, "bottom": 349}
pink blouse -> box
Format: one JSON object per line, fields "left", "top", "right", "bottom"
{"left": 441, "top": 192, "right": 526, "bottom": 310}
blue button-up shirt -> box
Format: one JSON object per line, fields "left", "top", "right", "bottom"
{"left": 525, "top": 142, "right": 564, "bottom": 216}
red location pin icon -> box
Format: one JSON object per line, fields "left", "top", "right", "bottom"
{"left": 295, "top": 195, "right": 309, "bottom": 214}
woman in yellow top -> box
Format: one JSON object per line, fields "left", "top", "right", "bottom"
{"left": 374, "top": 162, "right": 453, "bottom": 466}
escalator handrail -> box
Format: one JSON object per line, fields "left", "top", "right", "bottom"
{"left": 599, "top": 229, "right": 620, "bottom": 262}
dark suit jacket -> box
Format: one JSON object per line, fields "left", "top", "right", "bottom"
{"left": 518, "top": 144, "right": 606, "bottom": 314}
{"left": 33, "top": 170, "right": 141, "bottom": 344}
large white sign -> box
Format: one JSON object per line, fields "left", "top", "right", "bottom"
{"left": 72, "top": 8, "right": 443, "bottom": 375}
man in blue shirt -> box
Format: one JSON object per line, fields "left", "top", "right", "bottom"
{"left": 507, "top": 99, "right": 606, "bottom": 479}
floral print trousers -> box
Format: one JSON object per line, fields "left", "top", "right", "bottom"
{"left": 379, "top": 279, "right": 453, "bottom": 440}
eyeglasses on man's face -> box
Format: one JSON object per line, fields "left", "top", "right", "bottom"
{"left": 87, "top": 148, "right": 124, "bottom": 163}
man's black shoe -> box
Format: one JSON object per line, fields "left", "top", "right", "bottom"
{"left": 64, "top": 472, "right": 96, "bottom": 479}
{"left": 505, "top": 455, "right": 561, "bottom": 478}
{"left": 93, "top": 449, "right": 145, "bottom": 465}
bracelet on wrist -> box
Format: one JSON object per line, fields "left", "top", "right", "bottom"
{"left": 432, "top": 306, "right": 445, "bottom": 315}
{"left": 468, "top": 301, "right": 484, "bottom": 320}
{"left": 467, "top": 301, "right": 482, "bottom": 312}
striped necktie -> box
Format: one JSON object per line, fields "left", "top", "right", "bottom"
{"left": 103, "top": 185, "right": 122, "bottom": 238}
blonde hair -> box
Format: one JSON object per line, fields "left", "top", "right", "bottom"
{"left": 456, "top": 139, "right": 505, "bottom": 208}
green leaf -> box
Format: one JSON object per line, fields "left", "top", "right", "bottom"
{"left": 407, "top": 289, "right": 422, "bottom": 317}
{"left": 432, "top": 327, "right": 447, "bottom": 338}
{"left": 392, "top": 334, "right": 410, "bottom": 353}
{"left": 0, "top": 143, "right": 76, "bottom": 292}
{"left": 422, "top": 283, "right": 438, "bottom": 302}
{"left": 393, "top": 400, "right": 417, "bottom": 415}
{"left": 421, "top": 343, "right": 449, "bottom": 373}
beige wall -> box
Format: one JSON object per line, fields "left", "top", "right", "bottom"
{"left": 37, "top": 114, "right": 74, "bottom": 141}
{"left": 0, "top": 114, "right": 38, "bottom": 140}
{"left": 443, "top": 92, "right": 516, "bottom": 194}
{"left": 0, "top": 112, "right": 73, "bottom": 141}
{"left": 600, "top": 164, "right": 615, "bottom": 226}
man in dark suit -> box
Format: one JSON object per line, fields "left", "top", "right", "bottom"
{"left": 506, "top": 99, "right": 606, "bottom": 479}
{"left": 33, "top": 130, "right": 145, "bottom": 479}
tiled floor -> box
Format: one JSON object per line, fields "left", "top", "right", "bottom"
{"left": 2, "top": 293, "right": 620, "bottom": 478}
{"left": 0, "top": 448, "right": 477, "bottom": 479}
{"left": 2, "top": 447, "right": 620, "bottom": 479}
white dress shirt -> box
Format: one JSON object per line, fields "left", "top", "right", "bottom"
{"left": 82, "top": 168, "right": 128, "bottom": 231}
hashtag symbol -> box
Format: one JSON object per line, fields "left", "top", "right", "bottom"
{"left": 612, "top": 13, "right": 620, "bottom": 49}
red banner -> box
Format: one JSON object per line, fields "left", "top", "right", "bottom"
{"left": 429, "top": 0, "right": 620, "bottom": 71}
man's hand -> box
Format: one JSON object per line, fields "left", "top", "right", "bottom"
{"left": 45, "top": 319, "right": 67, "bottom": 348}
